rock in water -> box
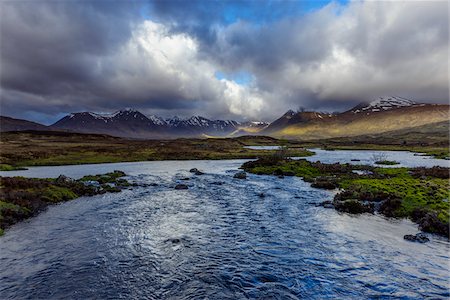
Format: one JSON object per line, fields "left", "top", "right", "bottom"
{"left": 174, "top": 184, "right": 189, "bottom": 190}
{"left": 189, "top": 168, "right": 199, "bottom": 173}
{"left": 404, "top": 233, "right": 430, "bottom": 243}
{"left": 234, "top": 171, "right": 247, "bottom": 179}
{"left": 194, "top": 170, "right": 204, "bottom": 175}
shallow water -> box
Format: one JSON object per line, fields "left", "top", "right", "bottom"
{"left": 0, "top": 154, "right": 449, "bottom": 299}
{"left": 305, "top": 148, "right": 449, "bottom": 168}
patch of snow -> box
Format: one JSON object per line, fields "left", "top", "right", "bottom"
{"left": 353, "top": 96, "right": 420, "bottom": 114}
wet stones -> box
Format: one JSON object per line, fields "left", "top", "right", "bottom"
{"left": 411, "top": 209, "right": 449, "bottom": 237}
{"left": 174, "top": 184, "right": 189, "bottom": 190}
{"left": 234, "top": 171, "right": 247, "bottom": 179}
{"left": 404, "top": 233, "right": 430, "bottom": 243}
{"left": 189, "top": 168, "right": 204, "bottom": 175}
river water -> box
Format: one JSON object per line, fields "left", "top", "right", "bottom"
{"left": 0, "top": 151, "right": 449, "bottom": 299}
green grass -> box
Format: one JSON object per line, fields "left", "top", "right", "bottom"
{"left": 41, "top": 186, "right": 78, "bottom": 203}
{"left": 79, "top": 171, "right": 127, "bottom": 184}
{"left": 0, "top": 164, "right": 27, "bottom": 171}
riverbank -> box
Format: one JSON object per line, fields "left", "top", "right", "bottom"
{"left": 0, "top": 171, "right": 130, "bottom": 235}
{"left": 241, "top": 157, "right": 450, "bottom": 237}
{"left": 0, "top": 132, "right": 313, "bottom": 170}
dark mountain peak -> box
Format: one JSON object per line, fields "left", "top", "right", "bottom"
{"left": 283, "top": 109, "right": 296, "bottom": 118}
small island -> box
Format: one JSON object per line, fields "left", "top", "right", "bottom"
{"left": 0, "top": 171, "right": 130, "bottom": 236}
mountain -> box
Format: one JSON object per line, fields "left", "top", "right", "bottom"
{"left": 228, "top": 121, "right": 270, "bottom": 136}
{"left": 0, "top": 116, "right": 49, "bottom": 132}
{"left": 51, "top": 109, "right": 246, "bottom": 138}
{"left": 263, "top": 96, "right": 449, "bottom": 140}
{"left": 3, "top": 96, "right": 448, "bottom": 140}
{"left": 263, "top": 110, "right": 334, "bottom": 134}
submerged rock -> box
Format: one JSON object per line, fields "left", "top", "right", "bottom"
{"left": 234, "top": 171, "right": 247, "bottom": 179}
{"left": 317, "top": 200, "right": 334, "bottom": 209}
{"left": 404, "top": 233, "right": 430, "bottom": 243}
{"left": 174, "top": 184, "right": 189, "bottom": 190}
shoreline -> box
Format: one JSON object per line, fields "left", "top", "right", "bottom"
{"left": 0, "top": 171, "right": 131, "bottom": 236}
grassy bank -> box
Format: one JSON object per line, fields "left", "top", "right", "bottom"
{"left": 242, "top": 157, "right": 450, "bottom": 237}
{"left": 0, "top": 171, "right": 130, "bottom": 235}
{"left": 0, "top": 131, "right": 313, "bottom": 168}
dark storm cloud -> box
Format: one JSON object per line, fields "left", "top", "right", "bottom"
{"left": 1, "top": 1, "right": 137, "bottom": 92}
{"left": 0, "top": 0, "right": 448, "bottom": 124}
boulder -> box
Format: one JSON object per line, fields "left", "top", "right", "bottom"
{"left": 194, "top": 170, "right": 204, "bottom": 175}
{"left": 55, "top": 175, "right": 75, "bottom": 185}
{"left": 189, "top": 168, "right": 199, "bottom": 173}
{"left": 174, "top": 184, "right": 189, "bottom": 190}
{"left": 233, "top": 171, "right": 247, "bottom": 179}
{"left": 404, "top": 233, "right": 430, "bottom": 243}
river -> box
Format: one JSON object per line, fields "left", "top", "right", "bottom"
{"left": 0, "top": 151, "right": 449, "bottom": 299}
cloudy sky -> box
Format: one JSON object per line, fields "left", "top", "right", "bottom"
{"left": 0, "top": 0, "right": 448, "bottom": 124}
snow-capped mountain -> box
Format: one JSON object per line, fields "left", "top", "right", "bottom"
{"left": 351, "top": 96, "right": 422, "bottom": 114}
{"left": 51, "top": 109, "right": 249, "bottom": 138}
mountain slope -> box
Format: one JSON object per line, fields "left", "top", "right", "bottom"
{"left": 0, "top": 116, "right": 49, "bottom": 132}
{"left": 265, "top": 97, "right": 449, "bottom": 140}
{"left": 316, "top": 121, "right": 449, "bottom": 147}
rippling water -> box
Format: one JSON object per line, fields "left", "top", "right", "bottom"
{"left": 0, "top": 153, "right": 449, "bottom": 299}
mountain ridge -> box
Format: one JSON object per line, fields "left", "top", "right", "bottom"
{"left": 265, "top": 97, "right": 449, "bottom": 140}
{"left": 1, "top": 96, "right": 448, "bottom": 140}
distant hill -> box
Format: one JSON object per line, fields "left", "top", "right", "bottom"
{"left": 263, "top": 96, "right": 449, "bottom": 140}
{"left": 0, "top": 116, "right": 49, "bottom": 132}
{"left": 50, "top": 109, "right": 267, "bottom": 139}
